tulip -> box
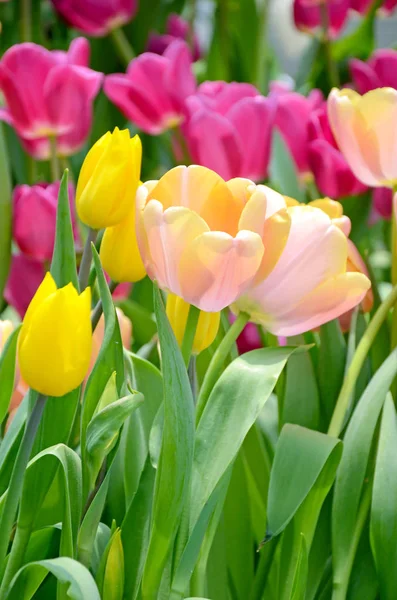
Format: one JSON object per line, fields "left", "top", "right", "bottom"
{"left": 147, "top": 13, "right": 201, "bottom": 61}
{"left": 0, "top": 38, "right": 102, "bottom": 160}
{"left": 328, "top": 87, "right": 397, "bottom": 188}
{"left": 76, "top": 128, "right": 141, "bottom": 229}
{"left": 293, "top": 0, "right": 350, "bottom": 38}
{"left": 104, "top": 40, "right": 196, "bottom": 135}
{"left": 136, "top": 166, "right": 291, "bottom": 312}
{"left": 100, "top": 204, "right": 146, "bottom": 283}
{"left": 166, "top": 293, "right": 220, "bottom": 354}
{"left": 350, "top": 49, "right": 397, "bottom": 95}
{"left": 13, "top": 181, "right": 80, "bottom": 262}
{"left": 5, "top": 255, "right": 46, "bottom": 318}
{"left": 372, "top": 187, "right": 393, "bottom": 220}
{"left": 18, "top": 272, "right": 92, "bottom": 397}
{"left": 272, "top": 89, "right": 324, "bottom": 176}
{"left": 234, "top": 320, "right": 262, "bottom": 354}
{"left": 0, "top": 321, "right": 28, "bottom": 423}
{"left": 351, "top": 0, "right": 397, "bottom": 14}
{"left": 184, "top": 81, "right": 275, "bottom": 181}
{"left": 233, "top": 204, "right": 371, "bottom": 336}
{"left": 51, "top": 0, "right": 138, "bottom": 37}
{"left": 307, "top": 104, "right": 368, "bottom": 198}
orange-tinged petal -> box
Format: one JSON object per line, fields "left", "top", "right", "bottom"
{"left": 253, "top": 209, "right": 291, "bottom": 283}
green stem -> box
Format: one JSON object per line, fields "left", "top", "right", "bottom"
{"left": 0, "top": 524, "right": 31, "bottom": 598}
{"left": 78, "top": 230, "right": 97, "bottom": 292}
{"left": 0, "top": 394, "right": 47, "bottom": 585}
{"left": 328, "top": 284, "right": 397, "bottom": 437}
{"left": 255, "top": 0, "right": 269, "bottom": 93}
{"left": 319, "top": 1, "right": 339, "bottom": 89}
{"left": 172, "top": 125, "right": 192, "bottom": 165}
{"left": 196, "top": 312, "right": 249, "bottom": 425}
{"left": 181, "top": 305, "right": 201, "bottom": 368}
{"left": 110, "top": 27, "right": 135, "bottom": 66}
{"left": 391, "top": 188, "right": 397, "bottom": 352}
{"left": 48, "top": 136, "right": 60, "bottom": 182}
{"left": 188, "top": 355, "right": 197, "bottom": 401}
{"left": 20, "top": 0, "right": 32, "bottom": 42}
{"left": 91, "top": 280, "right": 118, "bottom": 330}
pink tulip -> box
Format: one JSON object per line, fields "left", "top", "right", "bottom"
{"left": 236, "top": 322, "right": 262, "bottom": 354}
{"left": 184, "top": 81, "right": 275, "bottom": 181}
{"left": 272, "top": 89, "right": 323, "bottom": 175}
{"left": 372, "top": 187, "right": 393, "bottom": 220}
{"left": 50, "top": 0, "right": 138, "bottom": 37}
{"left": 293, "top": 0, "right": 351, "bottom": 38}
{"left": 104, "top": 40, "right": 196, "bottom": 135}
{"left": 136, "top": 167, "right": 291, "bottom": 312}
{"left": 234, "top": 204, "right": 371, "bottom": 336}
{"left": 350, "top": 49, "right": 397, "bottom": 94}
{"left": 328, "top": 87, "right": 397, "bottom": 187}
{"left": 351, "top": 0, "right": 397, "bottom": 14}
{"left": 307, "top": 104, "right": 368, "bottom": 198}
{"left": 0, "top": 38, "right": 103, "bottom": 159}
{"left": 13, "top": 181, "right": 80, "bottom": 262}
{"left": 147, "top": 13, "right": 201, "bottom": 61}
{"left": 5, "top": 254, "right": 46, "bottom": 318}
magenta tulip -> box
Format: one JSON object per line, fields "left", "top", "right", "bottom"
{"left": 293, "top": 0, "right": 350, "bottom": 38}
{"left": 5, "top": 255, "right": 46, "bottom": 317}
{"left": 147, "top": 13, "right": 201, "bottom": 61}
{"left": 307, "top": 104, "right": 368, "bottom": 198}
{"left": 0, "top": 38, "right": 102, "bottom": 159}
{"left": 13, "top": 181, "right": 80, "bottom": 262}
{"left": 373, "top": 187, "right": 393, "bottom": 220}
{"left": 104, "top": 40, "right": 195, "bottom": 135}
{"left": 351, "top": 0, "right": 397, "bottom": 14}
{"left": 51, "top": 0, "right": 138, "bottom": 37}
{"left": 184, "top": 81, "right": 275, "bottom": 181}
{"left": 350, "top": 49, "right": 397, "bottom": 94}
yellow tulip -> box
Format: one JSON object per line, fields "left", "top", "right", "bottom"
{"left": 18, "top": 273, "right": 92, "bottom": 397}
{"left": 76, "top": 127, "right": 142, "bottom": 229}
{"left": 166, "top": 293, "right": 220, "bottom": 355}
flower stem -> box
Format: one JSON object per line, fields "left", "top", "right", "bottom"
{"left": 91, "top": 280, "right": 118, "bottom": 330}
{"left": 328, "top": 284, "right": 397, "bottom": 438}
{"left": 319, "top": 1, "right": 339, "bottom": 89}
{"left": 391, "top": 190, "right": 397, "bottom": 351}
{"left": 110, "top": 27, "right": 135, "bottom": 66}
{"left": 0, "top": 393, "right": 47, "bottom": 585}
{"left": 0, "top": 523, "right": 31, "bottom": 598}
{"left": 48, "top": 136, "right": 60, "bottom": 182}
{"left": 20, "top": 0, "right": 32, "bottom": 42}
{"left": 181, "top": 305, "right": 201, "bottom": 368}
{"left": 78, "top": 229, "right": 97, "bottom": 292}
{"left": 172, "top": 125, "right": 192, "bottom": 166}
{"left": 196, "top": 312, "right": 249, "bottom": 425}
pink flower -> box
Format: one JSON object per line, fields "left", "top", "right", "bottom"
{"left": 13, "top": 181, "right": 80, "bottom": 262}
{"left": 293, "top": 0, "right": 351, "bottom": 38}
{"left": 5, "top": 254, "right": 46, "bottom": 317}
{"left": 104, "top": 40, "right": 196, "bottom": 135}
{"left": 0, "top": 38, "right": 103, "bottom": 159}
{"left": 307, "top": 104, "right": 368, "bottom": 198}
{"left": 351, "top": 0, "right": 397, "bottom": 14}
{"left": 147, "top": 13, "right": 201, "bottom": 61}
{"left": 350, "top": 49, "right": 397, "bottom": 94}
{"left": 50, "top": 0, "right": 138, "bottom": 37}
{"left": 372, "top": 187, "right": 393, "bottom": 220}
{"left": 272, "top": 88, "right": 323, "bottom": 175}
{"left": 236, "top": 322, "right": 262, "bottom": 354}
{"left": 184, "top": 81, "right": 275, "bottom": 181}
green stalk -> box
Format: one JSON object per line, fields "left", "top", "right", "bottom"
{"left": 78, "top": 230, "right": 97, "bottom": 292}
{"left": 196, "top": 312, "right": 249, "bottom": 425}
{"left": 49, "top": 136, "right": 60, "bottom": 182}
{"left": 91, "top": 280, "right": 118, "bottom": 330}
{"left": 110, "top": 27, "right": 135, "bottom": 66}
{"left": 0, "top": 394, "right": 47, "bottom": 591}
{"left": 319, "top": 1, "right": 339, "bottom": 88}
{"left": 391, "top": 187, "right": 397, "bottom": 353}
{"left": 181, "top": 305, "right": 201, "bottom": 368}
{"left": 20, "top": 0, "right": 32, "bottom": 42}
{"left": 0, "top": 524, "right": 31, "bottom": 597}
{"left": 328, "top": 284, "right": 397, "bottom": 437}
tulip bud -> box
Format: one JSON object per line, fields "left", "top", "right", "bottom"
{"left": 18, "top": 273, "right": 92, "bottom": 397}
{"left": 76, "top": 128, "right": 142, "bottom": 229}
{"left": 166, "top": 293, "right": 220, "bottom": 355}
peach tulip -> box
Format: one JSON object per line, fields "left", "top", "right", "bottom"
{"left": 136, "top": 166, "right": 291, "bottom": 312}
{"left": 233, "top": 203, "right": 371, "bottom": 336}
{"left": 327, "top": 87, "right": 397, "bottom": 188}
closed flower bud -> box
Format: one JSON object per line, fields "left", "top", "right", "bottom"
{"left": 18, "top": 272, "right": 92, "bottom": 397}
{"left": 166, "top": 293, "right": 220, "bottom": 355}
{"left": 76, "top": 127, "right": 142, "bottom": 229}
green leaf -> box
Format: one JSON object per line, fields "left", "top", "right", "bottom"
{"left": 7, "top": 557, "right": 100, "bottom": 600}
{"left": 190, "top": 347, "right": 298, "bottom": 533}
{"left": 50, "top": 169, "right": 78, "bottom": 290}
{"left": 267, "top": 424, "right": 342, "bottom": 538}
{"left": 0, "top": 121, "right": 12, "bottom": 307}
{"left": 141, "top": 285, "right": 195, "bottom": 599}
{"left": 290, "top": 534, "right": 308, "bottom": 600}
{"left": 347, "top": 523, "right": 378, "bottom": 600}
{"left": 0, "top": 393, "right": 28, "bottom": 495}
{"left": 332, "top": 348, "right": 397, "bottom": 596}
{"left": 96, "top": 528, "right": 124, "bottom": 600}
{"left": 0, "top": 325, "right": 21, "bottom": 424}
{"left": 370, "top": 395, "right": 397, "bottom": 600}
{"left": 318, "top": 320, "right": 346, "bottom": 428}
{"left": 116, "top": 300, "right": 157, "bottom": 349}
{"left": 269, "top": 130, "right": 306, "bottom": 203}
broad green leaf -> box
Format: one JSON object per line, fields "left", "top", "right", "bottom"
{"left": 269, "top": 130, "right": 305, "bottom": 203}
{"left": 7, "top": 557, "right": 100, "bottom": 600}
{"left": 141, "top": 286, "right": 195, "bottom": 599}
{"left": 24, "top": 527, "right": 61, "bottom": 564}
{"left": 190, "top": 347, "right": 298, "bottom": 532}
{"left": 305, "top": 498, "right": 331, "bottom": 600}
{"left": 318, "top": 320, "right": 346, "bottom": 428}
{"left": 0, "top": 121, "right": 12, "bottom": 307}
{"left": 348, "top": 523, "right": 378, "bottom": 600}
{"left": 96, "top": 528, "right": 124, "bottom": 600}
{"left": 267, "top": 424, "right": 342, "bottom": 538}
{"left": 0, "top": 325, "right": 21, "bottom": 424}
{"left": 332, "top": 348, "right": 397, "bottom": 596}
{"left": 290, "top": 534, "right": 308, "bottom": 600}
{"left": 370, "top": 395, "right": 397, "bottom": 600}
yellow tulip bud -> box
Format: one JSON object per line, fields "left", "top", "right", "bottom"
{"left": 76, "top": 127, "right": 142, "bottom": 230}
{"left": 18, "top": 273, "right": 92, "bottom": 397}
{"left": 100, "top": 202, "right": 146, "bottom": 283}
{"left": 166, "top": 293, "right": 220, "bottom": 355}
